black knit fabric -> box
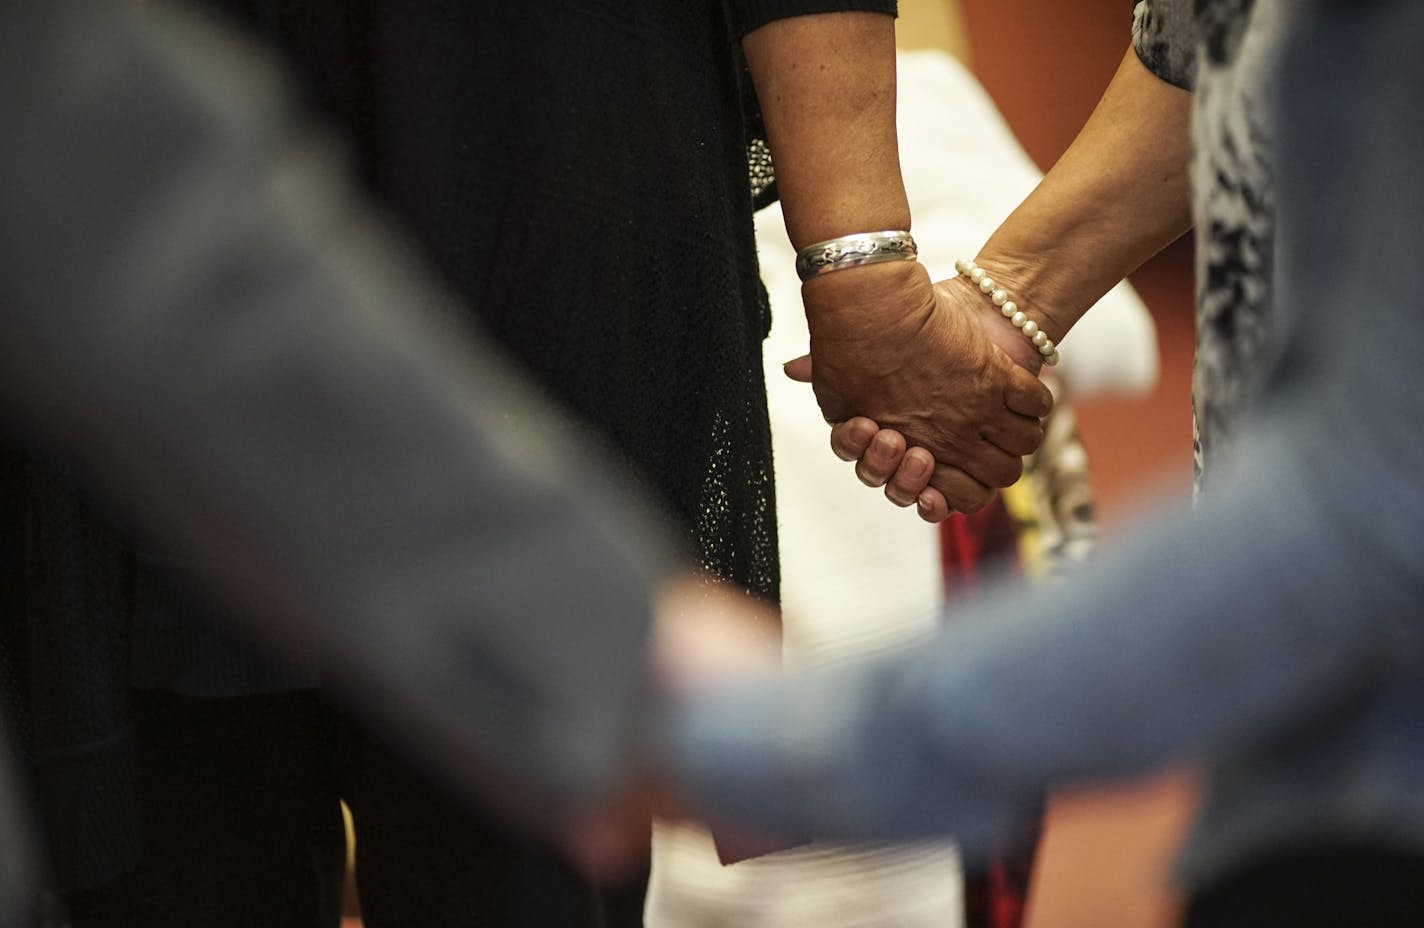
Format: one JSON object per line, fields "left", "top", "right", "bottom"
{"left": 0, "top": 445, "right": 26, "bottom": 755}
{"left": 190, "top": 0, "right": 905, "bottom": 604}
{"left": 0, "top": 722, "right": 39, "bottom": 928}
{"left": 17, "top": 460, "right": 141, "bottom": 892}
{"left": 726, "top": 0, "right": 897, "bottom": 39}
{"left": 125, "top": 550, "right": 319, "bottom": 698}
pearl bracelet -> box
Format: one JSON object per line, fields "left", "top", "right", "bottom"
{"left": 954, "top": 258, "right": 1059, "bottom": 366}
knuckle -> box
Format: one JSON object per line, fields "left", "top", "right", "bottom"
{"left": 998, "top": 457, "right": 1025, "bottom": 486}
{"left": 956, "top": 489, "right": 992, "bottom": 514}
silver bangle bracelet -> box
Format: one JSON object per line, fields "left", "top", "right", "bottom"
{"left": 795, "top": 231, "right": 918, "bottom": 282}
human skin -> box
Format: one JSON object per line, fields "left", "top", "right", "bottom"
{"left": 830, "top": 46, "right": 1194, "bottom": 520}
{"left": 742, "top": 11, "right": 1054, "bottom": 513}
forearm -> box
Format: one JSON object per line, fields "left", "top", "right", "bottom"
{"left": 969, "top": 47, "right": 1193, "bottom": 343}
{"left": 672, "top": 402, "right": 1420, "bottom": 855}
{"left": 740, "top": 8, "right": 1062, "bottom": 506}
{"left": 742, "top": 11, "right": 908, "bottom": 249}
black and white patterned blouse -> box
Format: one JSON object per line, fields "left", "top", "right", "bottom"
{"left": 1132, "top": 0, "right": 1291, "bottom": 494}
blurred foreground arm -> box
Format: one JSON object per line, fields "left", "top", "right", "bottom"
{"left": 0, "top": 0, "right": 676, "bottom": 832}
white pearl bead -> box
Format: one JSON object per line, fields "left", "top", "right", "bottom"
{"left": 979, "top": 277, "right": 995, "bottom": 293}
{"left": 1021, "top": 320, "right": 1038, "bottom": 337}
{"left": 1039, "top": 342, "right": 1055, "bottom": 355}
{"left": 1001, "top": 300, "right": 1017, "bottom": 317}
{"left": 1032, "top": 331, "right": 1048, "bottom": 346}
{"left": 954, "top": 259, "right": 970, "bottom": 274}
{"left": 1044, "top": 351, "right": 1060, "bottom": 366}
{"left": 991, "top": 289, "right": 1008, "bottom": 306}
{"left": 969, "top": 268, "right": 986, "bottom": 283}
{"left": 1010, "top": 311, "right": 1027, "bottom": 328}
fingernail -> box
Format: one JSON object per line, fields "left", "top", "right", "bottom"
{"left": 904, "top": 455, "right": 927, "bottom": 479}
{"left": 917, "top": 493, "right": 932, "bottom": 511}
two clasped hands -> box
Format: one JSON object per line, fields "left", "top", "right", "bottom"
{"left": 788, "top": 257, "right": 1056, "bottom": 522}
{"left": 738, "top": 14, "right": 1060, "bottom": 521}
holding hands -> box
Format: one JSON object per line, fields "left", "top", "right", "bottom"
{"left": 789, "top": 258, "right": 1053, "bottom": 521}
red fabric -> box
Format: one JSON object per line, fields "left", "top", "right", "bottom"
{"left": 938, "top": 497, "right": 1037, "bottom": 928}
{"left": 938, "top": 494, "right": 1020, "bottom": 599}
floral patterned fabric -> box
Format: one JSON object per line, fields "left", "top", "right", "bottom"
{"left": 1133, "top": 0, "right": 1292, "bottom": 493}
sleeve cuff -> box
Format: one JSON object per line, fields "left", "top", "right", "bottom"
{"left": 729, "top": 0, "right": 898, "bottom": 41}
{"left": 1131, "top": 0, "right": 1198, "bottom": 91}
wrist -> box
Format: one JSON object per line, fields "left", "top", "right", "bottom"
{"left": 801, "top": 258, "right": 934, "bottom": 328}
{"left": 953, "top": 258, "right": 1060, "bottom": 366}
{"left": 956, "top": 250, "right": 1072, "bottom": 345}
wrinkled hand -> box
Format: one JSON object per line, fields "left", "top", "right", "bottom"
{"left": 790, "top": 262, "right": 1052, "bottom": 513}
{"left": 829, "top": 360, "right": 1067, "bottom": 524}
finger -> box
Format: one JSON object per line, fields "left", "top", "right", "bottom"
{"left": 955, "top": 440, "right": 1026, "bottom": 490}
{"left": 884, "top": 446, "right": 935, "bottom": 507}
{"left": 1003, "top": 366, "right": 1055, "bottom": 419}
{"left": 829, "top": 417, "right": 882, "bottom": 461}
{"left": 983, "top": 412, "right": 1046, "bottom": 458}
{"left": 915, "top": 487, "right": 951, "bottom": 523}
{"left": 929, "top": 465, "right": 995, "bottom": 514}
{"left": 854, "top": 429, "right": 907, "bottom": 488}
{"left": 782, "top": 354, "right": 812, "bottom": 383}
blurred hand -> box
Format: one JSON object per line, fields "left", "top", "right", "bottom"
{"left": 791, "top": 262, "right": 1051, "bottom": 514}
{"left": 559, "top": 575, "right": 782, "bottom": 876}
{"left": 650, "top": 574, "right": 782, "bottom": 700}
